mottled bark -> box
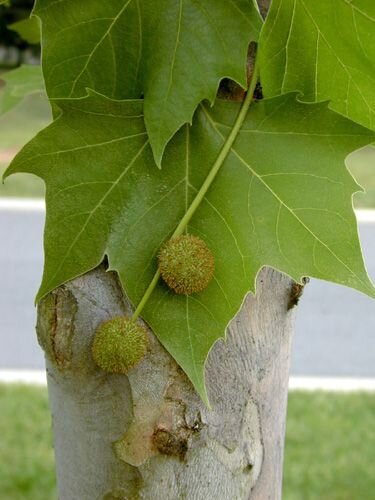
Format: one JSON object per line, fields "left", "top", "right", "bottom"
{"left": 37, "top": 266, "right": 294, "bottom": 499}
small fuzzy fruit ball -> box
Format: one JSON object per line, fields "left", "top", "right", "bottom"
{"left": 92, "top": 317, "right": 148, "bottom": 374}
{"left": 158, "top": 234, "right": 215, "bottom": 295}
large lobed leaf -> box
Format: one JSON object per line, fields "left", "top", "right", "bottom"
{"left": 259, "top": 0, "right": 375, "bottom": 130}
{"left": 33, "top": 0, "right": 262, "bottom": 166}
{"left": 6, "top": 92, "right": 374, "bottom": 402}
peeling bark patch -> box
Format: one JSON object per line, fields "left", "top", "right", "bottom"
{"left": 204, "top": 398, "right": 264, "bottom": 484}
{"left": 243, "top": 463, "right": 253, "bottom": 473}
{"left": 152, "top": 427, "right": 189, "bottom": 460}
{"left": 53, "top": 289, "right": 77, "bottom": 368}
{"left": 102, "top": 488, "right": 139, "bottom": 500}
{"left": 37, "top": 288, "right": 77, "bottom": 368}
{"left": 102, "top": 490, "right": 126, "bottom": 500}
{"left": 36, "top": 293, "right": 57, "bottom": 360}
{"left": 287, "top": 277, "right": 309, "bottom": 310}
{"left": 49, "top": 293, "right": 61, "bottom": 364}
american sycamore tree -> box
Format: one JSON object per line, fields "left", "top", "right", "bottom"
{"left": 2, "top": 0, "right": 375, "bottom": 498}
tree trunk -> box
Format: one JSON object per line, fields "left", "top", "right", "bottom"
{"left": 37, "top": 266, "right": 295, "bottom": 499}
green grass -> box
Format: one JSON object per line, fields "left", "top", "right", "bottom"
{"left": 1, "top": 386, "right": 374, "bottom": 500}
{"left": 284, "top": 391, "right": 375, "bottom": 500}
{"left": 0, "top": 385, "right": 56, "bottom": 500}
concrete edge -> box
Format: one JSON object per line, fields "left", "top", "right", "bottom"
{"left": 1, "top": 370, "right": 375, "bottom": 392}
{"left": 288, "top": 376, "right": 375, "bottom": 392}
{"left": 0, "top": 198, "right": 45, "bottom": 211}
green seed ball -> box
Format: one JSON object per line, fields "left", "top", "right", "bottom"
{"left": 92, "top": 317, "right": 148, "bottom": 374}
{"left": 158, "top": 234, "right": 215, "bottom": 295}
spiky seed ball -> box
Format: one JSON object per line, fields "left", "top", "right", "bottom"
{"left": 158, "top": 234, "right": 215, "bottom": 295}
{"left": 92, "top": 317, "right": 148, "bottom": 374}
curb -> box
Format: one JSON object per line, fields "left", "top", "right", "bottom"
{"left": 1, "top": 370, "right": 375, "bottom": 392}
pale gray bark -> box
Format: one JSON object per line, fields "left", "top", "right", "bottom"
{"left": 37, "top": 266, "right": 295, "bottom": 499}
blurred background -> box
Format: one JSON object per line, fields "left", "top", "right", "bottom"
{"left": 0, "top": 2, "right": 374, "bottom": 499}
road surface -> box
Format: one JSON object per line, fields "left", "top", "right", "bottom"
{"left": 1, "top": 201, "right": 374, "bottom": 376}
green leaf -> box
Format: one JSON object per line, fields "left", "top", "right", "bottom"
{"left": 0, "top": 65, "right": 45, "bottom": 116}
{"left": 8, "top": 16, "right": 41, "bottom": 44}
{"left": 34, "top": 0, "right": 262, "bottom": 166}
{"left": 259, "top": 0, "right": 375, "bottom": 130}
{"left": 5, "top": 93, "right": 375, "bottom": 402}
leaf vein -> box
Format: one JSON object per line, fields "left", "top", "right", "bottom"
{"left": 68, "top": 0, "right": 134, "bottom": 97}
{"left": 43, "top": 140, "right": 149, "bottom": 290}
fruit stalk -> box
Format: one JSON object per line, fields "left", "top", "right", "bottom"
{"left": 132, "top": 60, "right": 260, "bottom": 320}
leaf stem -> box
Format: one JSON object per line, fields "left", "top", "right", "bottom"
{"left": 132, "top": 269, "right": 161, "bottom": 321}
{"left": 172, "top": 62, "right": 259, "bottom": 238}
{"left": 132, "top": 60, "right": 259, "bottom": 321}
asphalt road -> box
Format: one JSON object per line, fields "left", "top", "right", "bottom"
{"left": 1, "top": 205, "right": 374, "bottom": 376}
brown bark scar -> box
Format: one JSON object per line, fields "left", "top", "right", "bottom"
{"left": 37, "top": 288, "right": 77, "bottom": 368}
{"left": 287, "top": 277, "right": 310, "bottom": 310}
